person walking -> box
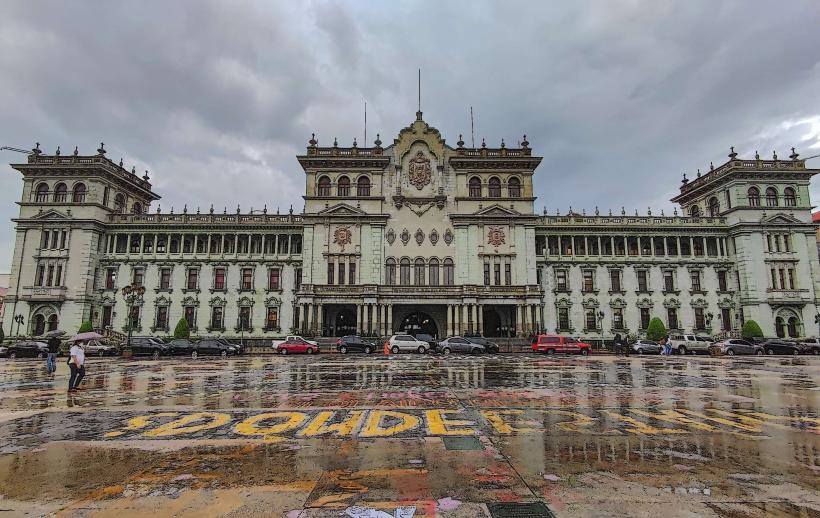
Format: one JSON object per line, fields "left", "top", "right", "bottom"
{"left": 613, "top": 333, "right": 622, "bottom": 356}
{"left": 67, "top": 341, "right": 86, "bottom": 392}
{"left": 663, "top": 335, "right": 673, "bottom": 356}
{"left": 46, "top": 335, "right": 60, "bottom": 374}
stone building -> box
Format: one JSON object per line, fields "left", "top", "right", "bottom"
{"left": 3, "top": 113, "right": 819, "bottom": 341}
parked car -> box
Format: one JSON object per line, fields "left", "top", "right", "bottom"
{"left": 668, "top": 334, "right": 712, "bottom": 355}
{"left": 83, "top": 340, "right": 120, "bottom": 357}
{"left": 415, "top": 333, "right": 438, "bottom": 348}
{"left": 195, "top": 338, "right": 239, "bottom": 358}
{"left": 758, "top": 338, "right": 801, "bottom": 356}
{"left": 797, "top": 338, "right": 820, "bottom": 355}
{"left": 129, "top": 336, "right": 170, "bottom": 359}
{"left": 386, "top": 334, "right": 429, "bottom": 354}
{"left": 168, "top": 339, "right": 197, "bottom": 356}
{"left": 5, "top": 341, "right": 49, "bottom": 359}
{"left": 708, "top": 338, "right": 763, "bottom": 356}
{"left": 531, "top": 335, "right": 591, "bottom": 355}
{"left": 435, "top": 336, "right": 485, "bottom": 355}
{"left": 0, "top": 345, "right": 7, "bottom": 358}
{"left": 275, "top": 336, "right": 319, "bottom": 355}
{"left": 271, "top": 335, "right": 318, "bottom": 350}
{"left": 336, "top": 335, "right": 377, "bottom": 354}
{"left": 214, "top": 337, "right": 243, "bottom": 354}
{"left": 632, "top": 339, "right": 661, "bottom": 355}
{"left": 464, "top": 335, "right": 500, "bottom": 353}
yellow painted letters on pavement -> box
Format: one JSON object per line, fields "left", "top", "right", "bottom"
{"left": 481, "top": 410, "right": 536, "bottom": 434}
{"left": 600, "top": 410, "right": 688, "bottom": 435}
{"left": 143, "top": 412, "right": 232, "bottom": 437}
{"left": 425, "top": 409, "right": 476, "bottom": 435}
{"left": 299, "top": 410, "right": 366, "bottom": 437}
{"left": 104, "top": 412, "right": 180, "bottom": 437}
{"left": 359, "top": 410, "right": 420, "bottom": 437}
{"left": 235, "top": 412, "right": 308, "bottom": 438}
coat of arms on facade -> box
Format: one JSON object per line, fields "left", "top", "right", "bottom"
{"left": 414, "top": 228, "right": 425, "bottom": 245}
{"left": 400, "top": 228, "right": 411, "bottom": 246}
{"left": 408, "top": 150, "right": 432, "bottom": 190}
{"left": 333, "top": 226, "right": 352, "bottom": 251}
{"left": 429, "top": 229, "right": 439, "bottom": 245}
{"left": 443, "top": 228, "right": 454, "bottom": 245}
{"left": 386, "top": 228, "right": 396, "bottom": 245}
{"left": 487, "top": 226, "right": 505, "bottom": 247}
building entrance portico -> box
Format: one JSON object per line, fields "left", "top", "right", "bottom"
{"left": 482, "top": 305, "right": 517, "bottom": 338}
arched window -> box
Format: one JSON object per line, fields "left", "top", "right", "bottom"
{"left": 787, "top": 317, "right": 799, "bottom": 338}
{"left": 443, "top": 258, "right": 454, "bottom": 286}
{"left": 784, "top": 187, "right": 796, "bottom": 207}
{"left": 689, "top": 205, "right": 701, "bottom": 217}
{"left": 317, "top": 176, "right": 331, "bottom": 196}
{"left": 488, "top": 177, "right": 501, "bottom": 197}
{"left": 385, "top": 258, "right": 396, "bottom": 285}
{"left": 414, "top": 258, "right": 425, "bottom": 286}
{"left": 132, "top": 202, "right": 143, "bottom": 214}
{"left": 337, "top": 176, "right": 350, "bottom": 197}
{"left": 114, "top": 193, "right": 126, "bottom": 213}
{"left": 357, "top": 176, "right": 371, "bottom": 197}
{"left": 708, "top": 197, "right": 719, "bottom": 217}
{"left": 775, "top": 317, "right": 785, "bottom": 338}
{"left": 47, "top": 314, "right": 59, "bottom": 332}
{"left": 765, "top": 187, "right": 778, "bottom": 207}
{"left": 399, "top": 258, "right": 411, "bottom": 285}
{"left": 35, "top": 183, "right": 49, "bottom": 203}
{"left": 429, "top": 258, "right": 440, "bottom": 286}
{"left": 748, "top": 187, "right": 760, "bottom": 207}
{"left": 508, "top": 177, "right": 521, "bottom": 198}
{"left": 468, "top": 177, "right": 481, "bottom": 198}
{"left": 54, "top": 183, "right": 67, "bottom": 203}
{"left": 72, "top": 183, "right": 86, "bottom": 203}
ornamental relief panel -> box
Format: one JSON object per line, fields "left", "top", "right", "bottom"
{"left": 408, "top": 150, "right": 432, "bottom": 190}
{"left": 487, "top": 226, "right": 506, "bottom": 247}
{"left": 333, "top": 226, "right": 353, "bottom": 252}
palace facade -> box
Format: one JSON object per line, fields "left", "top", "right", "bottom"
{"left": 4, "top": 111, "right": 820, "bottom": 341}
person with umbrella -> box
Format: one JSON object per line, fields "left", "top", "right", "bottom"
{"left": 67, "top": 332, "right": 101, "bottom": 391}
{"left": 45, "top": 330, "right": 63, "bottom": 374}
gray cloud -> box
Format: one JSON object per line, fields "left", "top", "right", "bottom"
{"left": 1, "top": 0, "right": 820, "bottom": 270}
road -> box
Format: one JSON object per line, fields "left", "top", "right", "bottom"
{"left": 0, "top": 353, "right": 818, "bottom": 517}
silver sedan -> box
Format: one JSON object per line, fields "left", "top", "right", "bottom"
{"left": 632, "top": 339, "right": 661, "bottom": 354}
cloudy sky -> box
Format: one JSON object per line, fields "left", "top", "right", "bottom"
{"left": 1, "top": 1, "right": 820, "bottom": 271}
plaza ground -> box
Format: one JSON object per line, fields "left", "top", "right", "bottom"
{"left": 0, "top": 354, "right": 818, "bottom": 517}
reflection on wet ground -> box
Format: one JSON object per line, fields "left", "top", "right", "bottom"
{"left": 0, "top": 354, "right": 817, "bottom": 517}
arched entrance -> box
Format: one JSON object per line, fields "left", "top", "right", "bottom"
{"left": 334, "top": 308, "right": 357, "bottom": 336}
{"left": 399, "top": 311, "right": 438, "bottom": 338}
{"left": 482, "top": 306, "right": 516, "bottom": 337}
{"left": 775, "top": 308, "right": 802, "bottom": 338}
{"left": 31, "top": 306, "right": 59, "bottom": 336}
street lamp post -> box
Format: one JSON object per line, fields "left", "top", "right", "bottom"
{"left": 13, "top": 314, "right": 24, "bottom": 337}
{"left": 122, "top": 283, "right": 146, "bottom": 353}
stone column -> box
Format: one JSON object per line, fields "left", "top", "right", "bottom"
{"left": 515, "top": 305, "right": 524, "bottom": 336}
{"left": 288, "top": 234, "right": 293, "bottom": 256}
{"left": 387, "top": 305, "right": 393, "bottom": 335}
{"left": 460, "top": 305, "right": 467, "bottom": 335}
{"left": 356, "top": 304, "right": 363, "bottom": 334}
{"left": 477, "top": 305, "right": 483, "bottom": 336}
{"left": 316, "top": 303, "right": 323, "bottom": 336}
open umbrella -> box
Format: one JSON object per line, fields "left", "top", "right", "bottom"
{"left": 44, "top": 330, "right": 67, "bottom": 338}
{"left": 68, "top": 331, "right": 103, "bottom": 342}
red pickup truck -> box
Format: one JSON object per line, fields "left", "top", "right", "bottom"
{"left": 531, "top": 334, "right": 591, "bottom": 355}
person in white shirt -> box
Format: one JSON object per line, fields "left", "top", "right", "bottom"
{"left": 68, "top": 342, "right": 86, "bottom": 392}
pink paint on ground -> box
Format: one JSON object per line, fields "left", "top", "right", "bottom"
{"left": 436, "top": 497, "right": 462, "bottom": 511}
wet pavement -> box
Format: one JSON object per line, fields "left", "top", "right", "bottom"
{"left": 0, "top": 354, "right": 818, "bottom": 517}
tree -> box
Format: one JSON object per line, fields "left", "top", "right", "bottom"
{"left": 78, "top": 320, "right": 93, "bottom": 333}
{"left": 646, "top": 317, "right": 667, "bottom": 341}
{"left": 173, "top": 318, "right": 190, "bottom": 339}
{"left": 741, "top": 320, "right": 763, "bottom": 339}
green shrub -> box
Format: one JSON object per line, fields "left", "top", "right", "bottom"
{"left": 78, "top": 320, "right": 93, "bottom": 333}
{"left": 741, "top": 320, "right": 763, "bottom": 339}
{"left": 646, "top": 317, "right": 667, "bottom": 341}
{"left": 173, "top": 318, "right": 190, "bottom": 339}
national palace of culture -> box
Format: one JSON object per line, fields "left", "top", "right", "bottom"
{"left": 4, "top": 110, "right": 820, "bottom": 342}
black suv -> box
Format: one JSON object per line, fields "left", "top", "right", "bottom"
{"left": 6, "top": 341, "right": 49, "bottom": 359}
{"left": 129, "top": 336, "right": 170, "bottom": 359}
{"left": 336, "top": 335, "right": 377, "bottom": 354}
{"left": 464, "top": 335, "right": 500, "bottom": 353}
{"left": 195, "top": 339, "right": 239, "bottom": 358}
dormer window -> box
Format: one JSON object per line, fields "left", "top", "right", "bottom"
{"left": 132, "top": 202, "right": 143, "bottom": 214}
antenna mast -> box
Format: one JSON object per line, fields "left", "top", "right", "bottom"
{"left": 364, "top": 101, "right": 367, "bottom": 145}
{"left": 470, "top": 107, "right": 475, "bottom": 148}
{"left": 418, "top": 69, "right": 421, "bottom": 112}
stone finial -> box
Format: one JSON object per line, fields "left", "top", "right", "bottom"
{"left": 131, "top": 166, "right": 136, "bottom": 175}
{"left": 542, "top": 206, "right": 547, "bottom": 215}
{"left": 661, "top": 209, "right": 665, "bottom": 216}
{"left": 156, "top": 204, "right": 161, "bottom": 214}
{"left": 118, "top": 158, "right": 124, "bottom": 167}
{"left": 223, "top": 206, "right": 227, "bottom": 214}
{"left": 481, "top": 138, "right": 486, "bottom": 148}
{"left": 170, "top": 206, "right": 174, "bottom": 214}
{"left": 374, "top": 133, "right": 382, "bottom": 148}
{"left": 236, "top": 204, "right": 241, "bottom": 214}
{"left": 308, "top": 133, "right": 317, "bottom": 147}
{"left": 682, "top": 173, "right": 688, "bottom": 184}
{"left": 196, "top": 206, "right": 200, "bottom": 214}
{"left": 500, "top": 138, "right": 506, "bottom": 149}
{"left": 333, "top": 137, "right": 338, "bottom": 147}
{"left": 621, "top": 207, "right": 626, "bottom": 215}
{"left": 648, "top": 207, "right": 652, "bottom": 215}
{"left": 710, "top": 161, "right": 714, "bottom": 171}
{"left": 582, "top": 208, "right": 586, "bottom": 215}
{"left": 352, "top": 137, "right": 358, "bottom": 148}
{"left": 457, "top": 134, "right": 464, "bottom": 148}
{"left": 635, "top": 209, "right": 639, "bottom": 216}
{"left": 728, "top": 146, "right": 737, "bottom": 159}
{"left": 183, "top": 204, "right": 188, "bottom": 214}
{"left": 97, "top": 142, "right": 106, "bottom": 155}
{"left": 609, "top": 208, "right": 612, "bottom": 216}
{"left": 55, "top": 145, "right": 61, "bottom": 156}
{"left": 276, "top": 206, "right": 280, "bottom": 215}
{"left": 73, "top": 146, "right": 78, "bottom": 156}
{"left": 696, "top": 168, "right": 701, "bottom": 178}
{"left": 289, "top": 204, "right": 293, "bottom": 215}
{"left": 263, "top": 204, "right": 267, "bottom": 214}
{"left": 790, "top": 147, "right": 799, "bottom": 160}
{"left": 773, "top": 150, "right": 778, "bottom": 160}
{"left": 755, "top": 150, "right": 760, "bottom": 160}
{"left": 209, "top": 204, "right": 214, "bottom": 214}
{"left": 595, "top": 206, "right": 599, "bottom": 216}
{"left": 674, "top": 207, "right": 678, "bottom": 216}
{"left": 32, "top": 142, "right": 41, "bottom": 155}
{"left": 142, "top": 170, "right": 150, "bottom": 181}
{"left": 521, "top": 134, "right": 529, "bottom": 148}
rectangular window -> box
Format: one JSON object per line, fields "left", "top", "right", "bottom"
{"left": 788, "top": 269, "right": 795, "bottom": 290}
{"left": 338, "top": 262, "right": 345, "bottom": 285}
{"left": 558, "top": 307, "right": 570, "bottom": 331}
{"left": 238, "top": 306, "right": 251, "bottom": 330}
{"left": 717, "top": 270, "right": 727, "bottom": 292}
{"left": 268, "top": 268, "right": 280, "bottom": 290}
{"left": 46, "top": 265, "right": 54, "bottom": 286}
{"left": 55, "top": 265, "right": 62, "bottom": 286}
{"left": 60, "top": 231, "right": 67, "bottom": 249}
{"left": 585, "top": 308, "right": 597, "bottom": 330}
{"left": 328, "top": 262, "right": 335, "bottom": 285}
{"left": 695, "top": 307, "right": 705, "bottom": 330}
{"left": 51, "top": 232, "right": 59, "bottom": 250}
{"left": 35, "top": 264, "right": 45, "bottom": 286}
{"left": 349, "top": 262, "right": 356, "bottom": 285}
{"left": 663, "top": 271, "right": 674, "bottom": 292}
{"left": 187, "top": 268, "right": 199, "bottom": 290}
{"left": 493, "top": 263, "right": 501, "bottom": 285}
{"left": 779, "top": 269, "right": 786, "bottom": 291}
{"left": 784, "top": 234, "right": 791, "bottom": 252}
{"left": 690, "top": 271, "right": 701, "bottom": 292}
{"left": 241, "top": 268, "right": 253, "bottom": 290}
{"left": 213, "top": 267, "right": 226, "bottom": 290}
{"left": 771, "top": 268, "right": 777, "bottom": 289}
{"left": 102, "top": 305, "right": 113, "bottom": 328}
{"left": 640, "top": 307, "right": 650, "bottom": 329}
{"left": 667, "top": 307, "right": 678, "bottom": 330}
{"left": 132, "top": 267, "right": 144, "bottom": 287}
{"left": 105, "top": 267, "right": 117, "bottom": 289}
{"left": 40, "top": 230, "right": 49, "bottom": 249}
{"left": 637, "top": 270, "right": 648, "bottom": 292}
{"left": 613, "top": 308, "right": 624, "bottom": 330}
{"left": 556, "top": 270, "right": 568, "bottom": 291}
{"left": 386, "top": 262, "right": 396, "bottom": 285}
{"left": 155, "top": 306, "right": 168, "bottom": 329}
{"left": 266, "top": 307, "right": 279, "bottom": 330}
{"left": 211, "top": 306, "right": 224, "bottom": 329}
{"left": 536, "top": 267, "right": 543, "bottom": 286}
{"left": 610, "top": 270, "right": 622, "bottom": 292}
{"left": 583, "top": 270, "right": 594, "bottom": 292}
{"left": 184, "top": 306, "right": 196, "bottom": 328}
{"left": 484, "top": 263, "right": 490, "bottom": 286}
{"left": 157, "top": 267, "right": 170, "bottom": 290}
{"left": 722, "top": 308, "right": 731, "bottom": 331}
{"left": 505, "top": 263, "right": 512, "bottom": 285}
{"left": 295, "top": 268, "right": 302, "bottom": 290}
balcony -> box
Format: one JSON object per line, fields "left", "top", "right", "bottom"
{"left": 21, "top": 286, "right": 68, "bottom": 302}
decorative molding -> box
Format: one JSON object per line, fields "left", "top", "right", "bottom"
{"left": 487, "top": 226, "right": 505, "bottom": 247}
{"left": 400, "top": 228, "right": 410, "bottom": 246}
{"left": 414, "top": 228, "right": 425, "bottom": 245}
{"left": 386, "top": 228, "right": 396, "bottom": 245}
{"left": 408, "top": 151, "right": 432, "bottom": 190}
{"left": 443, "top": 228, "right": 454, "bottom": 245}
{"left": 333, "top": 225, "right": 353, "bottom": 251}
{"left": 429, "top": 229, "right": 439, "bottom": 246}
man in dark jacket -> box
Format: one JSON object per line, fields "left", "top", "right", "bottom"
{"left": 46, "top": 336, "right": 60, "bottom": 374}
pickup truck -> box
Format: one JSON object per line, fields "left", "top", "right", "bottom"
{"left": 271, "top": 335, "right": 318, "bottom": 349}
{"left": 668, "top": 334, "right": 713, "bottom": 355}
